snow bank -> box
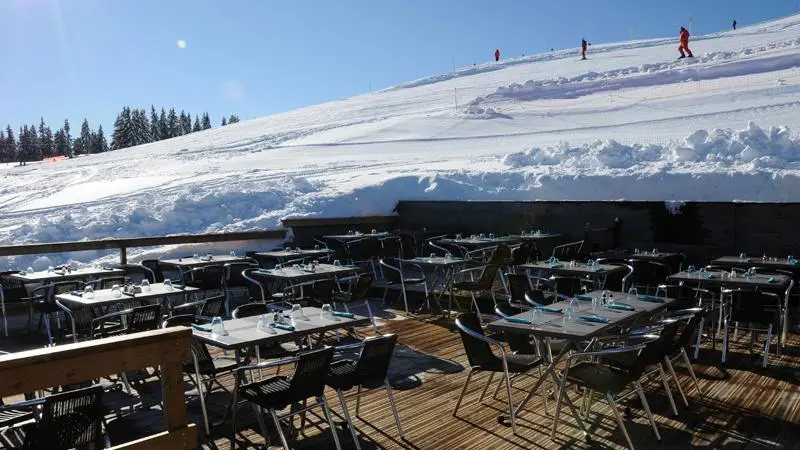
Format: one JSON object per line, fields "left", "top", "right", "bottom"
{"left": 502, "top": 123, "right": 800, "bottom": 169}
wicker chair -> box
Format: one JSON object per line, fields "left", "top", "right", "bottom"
{"left": 19, "top": 385, "right": 108, "bottom": 450}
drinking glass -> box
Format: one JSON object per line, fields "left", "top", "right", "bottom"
{"left": 110, "top": 285, "right": 122, "bottom": 298}
{"left": 479, "top": 233, "right": 486, "bottom": 239}
{"left": 210, "top": 317, "right": 228, "bottom": 336}
{"left": 26, "top": 266, "right": 34, "bottom": 274}
{"left": 206, "top": 253, "right": 213, "bottom": 260}
{"left": 84, "top": 285, "right": 95, "bottom": 300}
{"left": 563, "top": 307, "right": 575, "bottom": 327}
{"left": 140, "top": 279, "right": 151, "bottom": 292}
{"left": 634, "top": 248, "right": 640, "bottom": 254}
{"left": 627, "top": 287, "right": 638, "bottom": 300}
{"left": 274, "top": 264, "right": 283, "bottom": 271}
{"left": 163, "top": 279, "right": 173, "bottom": 290}
{"left": 321, "top": 304, "right": 334, "bottom": 320}
{"left": 739, "top": 252, "right": 747, "bottom": 259}
{"left": 687, "top": 265, "right": 696, "bottom": 274}
{"left": 314, "top": 244, "right": 320, "bottom": 250}
{"left": 230, "top": 250, "right": 236, "bottom": 257}
{"left": 531, "top": 308, "right": 544, "bottom": 326}
{"left": 192, "top": 253, "right": 200, "bottom": 259}
{"left": 445, "top": 252, "right": 452, "bottom": 260}
{"left": 333, "top": 260, "right": 341, "bottom": 266}
{"left": 430, "top": 253, "right": 436, "bottom": 260}
{"left": 591, "top": 296, "right": 601, "bottom": 313}
{"left": 257, "top": 314, "right": 275, "bottom": 333}
{"left": 291, "top": 304, "right": 306, "bottom": 320}
{"left": 456, "top": 234, "right": 462, "bottom": 240}
{"left": 371, "top": 229, "right": 377, "bottom": 235}
{"left": 47, "top": 266, "right": 54, "bottom": 273}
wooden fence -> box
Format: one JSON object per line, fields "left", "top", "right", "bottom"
{"left": 0, "top": 327, "right": 196, "bottom": 449}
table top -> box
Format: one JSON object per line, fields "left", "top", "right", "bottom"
{"left": 438, "top": 236, "right": 519, "bottom": 246}
{"left": 407, "top": 256, "right": 466, "bottom": 266}
{"left": 593, "top": 250, "right": 680, "bottom": 261}
{"left": 487, "top": 289, "right": 675, "bottom": 340}
{"left": 192, "top": 307, "right": 371, "bottom": 350}
{"left": 56, "top": 283, "right": 198, "bottom": 307}
{"left": 9, "top": 267, "right": 125, "bottom": 283}
{"left": 254, "top": 264, "right": 357, "bottom": 280}
{"left": 159, "top": 255, "right": 250, "bottom": 268}
{"left": 323, "top": 232, "right": 393, "bottom": 241}
{"left": 255, "top": 249, "right": 333, "bottom": 259}
{"left": 510, "top": 232, "right": 562, "bottom": 240}
{"left": 668, "top": 270, "right": 793, "bottom": 289}
{"left": 712, "top": 256, "right": 800, "bottom": 270}
{"left": 521, "top": 261, "right": 626, "bottom": 276}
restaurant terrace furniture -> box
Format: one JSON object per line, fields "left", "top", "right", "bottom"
{"left": 625, "top": 260, "right": 673, "bottom": 294}
{"left": 379, "top": 258, "right": 427, "bottom": 313}
{"left": 232, "top": 347, "right": 342, "bottom": 450}
{"left": 451, "top": 264, "right": 502, "bottom": 323}
{"left": 406, "top": 254, "right": 466, "bottom": 315}
{"left": 55, "top": 282, "right": 197, "bottom": 310}
{"left": 254, "top": 248, "right": 334, "bottom": 265}
{"left": 231, "top": 303, "right": 300, "bottom": 367}
{"left": 552, "top": 241, "right": 584, "bottom": 260}
{"left": 722, "top": 289, "right": 781, "bottom": 367}
{"left": 326, "top": 334, "right": 404, "bottom": 450}
{"left": 8, "top": 266, "right": 125, "bottom": 284}
{"left": 522, "top": 260, "right": 627, "bottom": 290}
{"left": 454, "top": 312, "right": 545, "bottom": 435}
{"left": 221, "top": 262, "right": 259, "bottom": 314}
{"left": 332, "top": 272, "right": 378, "bottom": 331}
{"left": 159, "top": 254, "right": 251, "bottom": 270}
{"left": 171, "top": 294, "right": 225, "bottom": 321}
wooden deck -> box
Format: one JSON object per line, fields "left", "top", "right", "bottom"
{"left": 184, "top": 312, "right": 800, "bottom": 450}
{"left": 3, "top": 307, "right": 800, "bottom": 449}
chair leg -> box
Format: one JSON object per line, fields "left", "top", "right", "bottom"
{"left": 657, "top": 363, "right": 679, "bottom": 416}
{"left": 453, "top": 368, "right": 474, "bottom": 417}
{"left": 385, "top": 379, "right": 405, "bottom": 438}
{"left": 470, "top": 293, "right": 482, "bottom": 323}
{"left": 664, "top": 356, "right": 688, "bottom": 407}
{"left": 355, "top": 385, "right": 363, "bottom": 417}
{"left": 721, "top": 319, "right": 729, "bottom": 363}
{"left": 635, "top": 382, "right": 661, "bottom": 440}
{"left": 270, "top": 409, "right": 291, "bottom": 450}
{"left": 504, "top": 370, "right": 517, "bottom": 434}
{"left": 763, "top": 327, "right": 772, "bottom": 368}
{"left": 320, "top": 396, "right": 343, "bottom": 450}
{"left": 252, "top": 405, "right": 269, "bottom": 446}
{"left": 694, "top": 317, "right": 704, "bottom": 359}
{"left": 364, "top": 300, "right": 378, "bottom": 333}
{"left": 681, "top": 349, "right": 703, "bottom": 396}
{"left": 607, "top": 393, "right": 635, "bottom": 450}
{"left": 336, "top": 390, "right": 361, "bottom": 450}
{"left": 193, "top": 373, "right": 211, "bottom": 436}
{"left": 479, "top": 372, "right": 495, "bottom": 402}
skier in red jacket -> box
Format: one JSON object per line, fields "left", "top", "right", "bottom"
{"left": 581, "top": 39, "right": 590, "bottom": 60}
{"left": 678, "top": 26, "right": 693, "bottom": 58}
{"left": 494, "top": 49, "right": 500, "bottom": 62}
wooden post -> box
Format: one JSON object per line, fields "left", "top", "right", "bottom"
{"left": 120, "top": 246, "right": 127, "bottom": 265}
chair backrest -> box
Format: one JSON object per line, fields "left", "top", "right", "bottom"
{"left": 199, "top": 294, "right": 225, "bottom": 317}
{"left": 475, "top": 265, "right": 501, "bottom": 290}
{"left": 127, "top": 304, "right": 162, "bottom": 333}
{"left": 455, "top": 313, "right": 498, "bottom": 368}
{"left": 353, "top": 334, "right": 398, "bottom": 385}
{"left": 553, "top": 241, "right": 584, "bottom": 260}
{"left": 289, "top": 347, "right": 335, "bottom": 400}
{"left": 224, "top": 262, "right": 256, "bottom": 289}
{"left": 626, "top": 323, "right": 680, "bottom": 381}
{"left": 310, "top": 279, "right": 335, "bottom": 303}
{"left": 379, "top": 237, "right": 402, "bottom": 259}
{"left": 25, "top": 385, "right": 105, "bottom": 450}
{"left": 525, "top": 288, "right": 553, "bottom": 306}
{"left": 506, "top": 273, "right": 531, "bottom": 303}
{"left": 162, "top": 314, "right": 215, "bottom": 369}
{"left": 96, "top": 277, "right": 125, "bottom": 290}
{"left": 140, "top": 260, "right": 164, "bottom": 283}
{"left": 162, "top": 314, "right": 195, "bottom": 327}
{"left": 0, "top": 271, "right": 28, "bottom": 302}
{"left": 51, "top": 281, "right": 83, "bottom": 299}
{"left": 628, "top": 260, "right": 671, "bottom": 291}
{"left": 551, "top": 276, "right": 583, "bottom": 298}
{"left": 241, "top": 268, "right": 270, "bottom": 302}
{"left": 510, "top": 243, "right": 533, "bottom": 266}
{"left": 346, "top": 238, "right": 380, "bottom": 264}
{"left": 232, "top": 302, "right": 269, "bottom": 319}
{"left": 111, "top": 263, "right": 155, "bottom": 285}
{"left": 486, "top": 244, "right": 512, "bottom": 266}
{"left": 350, "top": 273, "right": 374, "bottom": 301}
{"left": 193, "top": 265, "right": 224, "bottom": 290}
{"left": 380, "top": 259, "right": 403, "bottom": 284}
{"left": 675, "top": 311, "right": 705, "bottom": 349}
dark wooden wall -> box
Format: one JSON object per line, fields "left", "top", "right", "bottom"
{"left": 394, "top": 201, "right": 800, "bottom": 264}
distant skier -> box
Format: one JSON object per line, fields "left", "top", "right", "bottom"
{"left": 581, "top": 38, "right": 590, "bottom": 60}
{"left": 732, "top": 19, "right": 737, "bottom": 30}
{"left": 494, "top": 49, "right": 500, "bottom": 62}
{"left": 678, "top": 26, "right": 693, "bottom": 58}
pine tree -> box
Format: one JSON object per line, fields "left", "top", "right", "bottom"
{"left": 178, "top": 111, "right": 188, "bottom": 135}
{"left": 38, "top": 118, "right": 54, "bottom": 159}
{"left": 228, "top": 114, "right": 240, "bottom": 124}
{"left": 63, "top": 119, "right": 73, "bottom": 157}
{"left": 130, "top": 109, "right": 151, "bottom": 145}
{"left": 150, "top": 105, "right": 159, "bottom": 142}
{"left": 54, "top": 128, "right": 69, "bottom": 157}
{"left": 159, "top": 108, "right": 168, "bottom": 140}
{"left": 181, "top": 111, "right": 192, "bottom": 134}
{"left": 192, "top": 115, "right": 201, "bottom": 132}
{"left": 93, "top": 125, "right": 109, "bottom": 153}
{"left": 111, "top": 107, "right": 134, "bottom": 150}
{"left": 166, "top": 108, "right": 178, "bottom": 138}
{"left": 28, "top": 124, "right": 39, "bottom": 161}
{"left": 201, "top": 112, "right": 211, "bottom": 130}
{"left": 0, "top": 130, "right": 5, "bottom": 163}
{"left": 221, "top": 117, "right": 228, "bottom": 126}
{"left": 4, "top": 126, "right": 16, "bottom": 163}
{"left": 76, "top": 118, "right": 92, "bottom": 155}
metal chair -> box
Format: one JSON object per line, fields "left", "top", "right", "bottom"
{"left": 32, "top": 281, "right": 83, "bottom": 345}
{"left": 107, "top": 263, "right": 156, "bottom": 285}
{"left": 0, "top": 273, "right": 29, "bottom": 337}
{"left": 552, "top": 241, "right": 584, "bottom": 260}
{"left": 453, "top": 313, "right": 544, "bottom": 434}
{"left": 18, "top": 384, "right": 108, "bottom": 450}
{"left": 231, "top": 303, "right": 300, "bottom": 365}
{"left": 162, "top": 314, "right": 238, "bottom": 435}
{"left": 333, "top": 273, "right": 378, "bottom": 332}
{"left": 379, "top": 258, "right": 427, "bottom": 313}
{"left": 232, "top": 347, "right": 341, "bottom": 450}
{"left": 88, "top": 277, "right": 125, "bottom": 290}
{"left": 171, "top": 294, "right": 226, "bottom": 321}
{"left": 722, "top": 289, "right": 780, "bottom": 368}
{"left": 451, "top": 265, "right": 501, "bottom": 323}
{"left": 185, "top": 265, "right": 224, "bottom": 299}
{"left": 222, "top": 262, "right": 258, "bottom": 315}
{"left": 326, "top": 334, "right": 403, "bottom": 450}
{"left": 627, "top": 260, "right": 672, "bottom": 294}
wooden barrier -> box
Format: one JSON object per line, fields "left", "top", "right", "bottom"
{"left": 0, "top": 229, "right": 286, "bottom": 264}
{"left": 0, "top": 327, "right": 197, "bottom": 450}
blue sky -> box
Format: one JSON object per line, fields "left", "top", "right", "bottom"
{"left": 1, "top": 0, "right": 798, "bottom": 132}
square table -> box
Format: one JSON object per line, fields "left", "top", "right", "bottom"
{"left": 510, "top": 232, "right": 563, "bottom": 241}
{"left": 487, "top": 290, "right": 675, "bottom": 428}
{"left": 711, "top": 256, "right": 800, "bottom": 272}
{"left": 55, "top": 283, "right": 198, "bottom": 308}
{"left": 254, "top": 248, "right": 333, "bottom": 263}
{"left": 438, "top": 236, "right": 519, "bottom": 248}
{"left": 406, "top": 256, "right": 466, "bottom": 314}
{"left": 668, "top": 270, "right": 794, "bottom": 349}
{"left": 323, "top": 232, "right": 393, "bottom": 242}
{"left": 9, "top": 267, "right": 125, "bottom": 284}
{"left": 159, "top": 255, "right": 251, "bottom": 270}
{"left": 521, "top": 261, "right": 626, "bottom": 290}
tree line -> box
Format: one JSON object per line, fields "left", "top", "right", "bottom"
{"left": 0, "top": 106, "right": 240, "bottom": 164}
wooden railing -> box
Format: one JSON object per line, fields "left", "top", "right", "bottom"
{"left": 0, "top": 229, "right": 286, "bottom": 264}
{"left": 0, "top": 327, "right": 196, "bottom": 450}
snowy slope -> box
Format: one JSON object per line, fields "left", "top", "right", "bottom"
{"left": 2, "top": 14, "right": 800, "bottom": 266}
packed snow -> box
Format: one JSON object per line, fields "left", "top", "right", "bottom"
{"left": 3, "top": 14, "right": 800, "bottom": 267}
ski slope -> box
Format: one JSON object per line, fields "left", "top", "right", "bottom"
{"left": 2, "top": 14, "right": 800, "bottom": 267}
